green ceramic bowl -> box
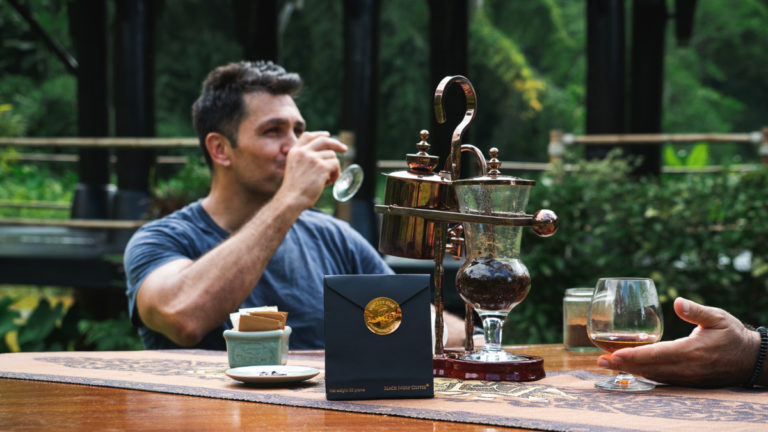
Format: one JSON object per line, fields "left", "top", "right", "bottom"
{"left": 223, "top": 326, "right": 291, "bottom": 368}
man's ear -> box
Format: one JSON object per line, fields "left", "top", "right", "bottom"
{"left": 205, "top": 132, "right": 232, "bottom": 167}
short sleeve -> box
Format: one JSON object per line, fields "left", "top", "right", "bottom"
{"left": 123, "top": 220, "right": 200, "bottom": 326}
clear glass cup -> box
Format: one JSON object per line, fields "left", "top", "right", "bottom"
{"left": 587, "top": 277, "right": 664, "bottom": 391}
{"left": 329, "top": 137, "right": 363, "bottom": 203}
{"left": 332, "top": 161, "right": 363, "bottom": 202}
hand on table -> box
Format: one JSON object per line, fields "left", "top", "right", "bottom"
{"left": 597, "top": 297, "right": 763, "bottom": 387}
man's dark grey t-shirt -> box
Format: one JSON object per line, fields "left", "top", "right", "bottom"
{"left": 124, "top": 200, "right": 393, "bottom": 350}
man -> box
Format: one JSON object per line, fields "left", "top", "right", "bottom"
{"left": 125, "top": 61, "right": 463, "bottom": 350}
{"left": 598, "top": 297, "right": 767, "bottom": 387}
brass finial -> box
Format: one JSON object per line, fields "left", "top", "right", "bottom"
{"left": 417, "top": 130, "right": 430, "bottom": 154}
{"left": 406, "top": 129, "right": 440, "bottom": 173}
{"left": 488, "top": 147, "right": 501, "bottom": 176}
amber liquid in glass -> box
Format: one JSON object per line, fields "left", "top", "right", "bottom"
{"left": 456, "top": 257, "right": 530, "bottom": 311}
{"left": 589, "top": 333, "right": 659, "bottom": 353}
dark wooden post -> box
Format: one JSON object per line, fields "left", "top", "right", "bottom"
{"left": 674, "top": 0, "right": 697, "bottom": 45}
{"left": 68, "top": 0, "right": 111, "bottom": 219}
{"left": 428, "top": 0, "right": 471, "bottom": 339}
{"left": 232, "top": 0, "right": 279, "bottom": 62}
{"left": 428, "top": 0, "right": 469, "bottom": 174}
{"left": 586, "top": 0, "right": 625, "bottom": 160}
{"left": 341, "top": 0, "right": 379, "bottom": 245}
{"left": 113, "top": 0, "right": 156, "bottom": 230}
{"left": 628, "top": 0, "right": 667, "bottom": 176}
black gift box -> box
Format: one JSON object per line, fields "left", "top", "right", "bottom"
{"left": 324, "top": 274, "right": 434, "bottom": 400}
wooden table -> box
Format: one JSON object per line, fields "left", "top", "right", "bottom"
{"left": 0, "top": 345, "right": 606, "bottom": 431}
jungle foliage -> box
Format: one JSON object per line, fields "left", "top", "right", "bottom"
{"left": 513, "top": 153, "right": 768, "bottom": 343}
{"left": 1, "top": 0, "right": 767, "bottom": 350}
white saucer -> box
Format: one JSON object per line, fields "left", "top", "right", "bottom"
{"left": 225, "top": 365, "right": 320, "bottom": 384}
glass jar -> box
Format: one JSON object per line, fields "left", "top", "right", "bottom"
{"left": 563, "top": 287, "right": 599, "bottom": 352}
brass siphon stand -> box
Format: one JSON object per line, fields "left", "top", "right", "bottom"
{"left": 375, "top": 75, "right": 559, "bottom": 382}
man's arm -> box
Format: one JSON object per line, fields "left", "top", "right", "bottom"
{"left": 597, "top": 297, "right": 766, "bottom": 387}
{"left": 136, "top": 133, "right": 346, "bottom": 346}
{"left": 442, "top": 310, "right": 469, "bottom": 348}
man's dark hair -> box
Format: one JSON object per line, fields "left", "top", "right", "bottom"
{"left": 191, "top": 61, "right": 302, "bottom": 168}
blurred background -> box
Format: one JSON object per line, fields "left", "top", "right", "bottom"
{"left": 1, "top": 0, "right": 766, "bottom": 352}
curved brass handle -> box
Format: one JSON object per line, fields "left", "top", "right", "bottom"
{"left": 433, "top": 75, "right": 477, "bottom": 180}
{"left": 460, "top": 144, "right": 487, "bottom": 177}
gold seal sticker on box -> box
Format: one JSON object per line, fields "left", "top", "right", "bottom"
{"left": 363, "top": 297, "right": 402, "bottom": 335}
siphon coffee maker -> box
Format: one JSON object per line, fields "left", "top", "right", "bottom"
{"left": 375, "top": 75, "right": 559, "bottom": 381}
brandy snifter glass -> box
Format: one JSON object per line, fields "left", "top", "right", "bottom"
{"left": 587, "top": 277, "right": 664, "bottom": 391}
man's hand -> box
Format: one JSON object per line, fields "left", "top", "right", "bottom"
{"left": 597, "top": 297, "right": 762, "bottom": 387}
{"left": 278, "top": 131, "right": 347, "bottom": 210}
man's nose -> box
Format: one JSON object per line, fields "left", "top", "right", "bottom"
{"left": 281, "top": 132, "right": 299, "bottom": 153}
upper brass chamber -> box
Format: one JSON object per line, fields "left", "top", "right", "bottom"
{"left": 377, "top": 75, "right": 558, "bottom": 261}
{"left": 378, "top": 130, "right": 456, "bottom": 260}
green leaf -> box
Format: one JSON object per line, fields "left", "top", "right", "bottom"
{"left": 686, "top": 143, "right": 710, "bottom": 167}
{"left": 78, "top": 318, "right": 144, "bottom": 351}
{"left": 0, "top": 297, "right": 21, "bottom": 336}
{"left": 663, "top": 146, "right": 683, "bottom": 166}
{"left": 17, "top": 299, "right": 64, "bottom": 349}
{"left": 753, "top": 262, "right": 768, "bottom": 278}
{"left": 644, "top": 207, "right": 660, "bottom": 218}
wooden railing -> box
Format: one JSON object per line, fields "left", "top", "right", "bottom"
{"left": 0, "top": 137, "right": 199, "bottom": 229}
{"left": 0, "top": 137, "right": 198, "bottom": 148}
{"left": 6, "top": 153, "right": 190, "bottom": 165}
{"left": 547, "top": 127, "right": 768, "bottom": 169}
{"left": 375, "top": 128, "right": 768, "bottom": 174}
{"left": 4, "top": 129, "right": 767, "bottom": 225}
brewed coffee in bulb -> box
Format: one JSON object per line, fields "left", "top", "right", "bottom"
{"left": 456, "top": 257, "right": 531, "bottom": 312}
